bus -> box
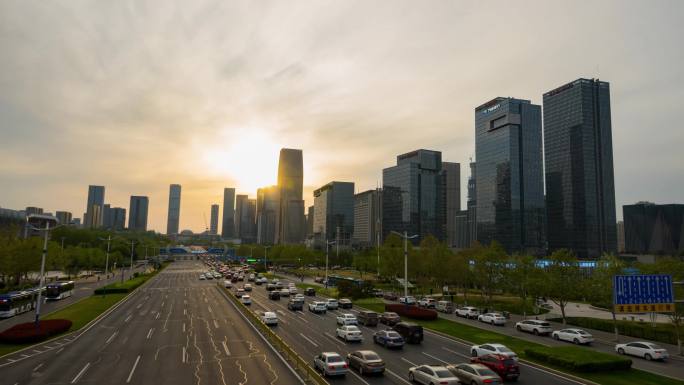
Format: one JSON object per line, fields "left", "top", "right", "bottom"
{"left": 46, "top": 281, "right": 75, "bottom": 300}
{"left": 0, "top": 289, "right": 40, "bottom": 318}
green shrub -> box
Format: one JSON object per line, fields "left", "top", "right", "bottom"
{"left": 524, "top": 346, "right": 632, "bottom": 372}
{"left": 547, "top": 317, "right": 681, "bottom": 345}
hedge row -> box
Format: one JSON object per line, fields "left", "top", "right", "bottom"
{"left": 524, "top": 346, "right": 632, "bottom": 372}
{"left": 0, "top": 319, "right": 73, "bottom": 344}
{"left": 385, "top": 303, "right": 438, "bottom": 320}
{"left": 93, "top": 272, "right": 153, "bottom": 294}
{"left": 547, "top": 316, "right": 680, "bottom": 346}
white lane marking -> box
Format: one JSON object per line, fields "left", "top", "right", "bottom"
{"left": 182, "top": 346, "right": 186, "bottom": 363}
{"left": 183, "top": 323, "right": 186, "bottom": 333}
{"left": 146, "top": 328, "right": 155, "bottom": 339}
{"left": 349, "top": 370, "right": 371, "bottom": 385}
{"left": 213, "top": 319, "right": 219, "bottom": 329}
{"left": 400, "top": 357, "right": 417, "bottom": 366}
{"left": 161, "top": 301, "right": 165, "bottom": 307}
{"left": 124, "top": 314, "right": 132, "bottom": 323}
{"left": 32, "top": 349, "right": 43, "bottom": 353}
{"left": 6, "top": 359, "right": 16, "bottom": 363}
{"left": 296, "top": 314, "right": 310, "bottom": 323}
{"left": 137, "top": 303, "right": 142, "bottom": 309}
{"left": 155, "top": 312, "right": 161, "bottom": 320}
{"left": 299, "top": 333, "right": 319, "bottom": 347}
{"left": 126, "top": 355, "right": 141, "bottom": 383}
{"left": 70, "top": 362, "right": 90, "bottom": 383}
{"left": 386, "top": 368, "right": 413, "bottom": 385}
{"left": 423, "top": 352, "right": 449, "bottom": 364}
{"left": 105, "top": 331, "right": 118, "bottom": 345}
{"left": 57, "top": 347, "right": 65, "bottom": 354}
{"left": 21, "top": 354, "right": 29, "bottom": 358}
{"left": 442, "top": 347, "right": 470, "bottom": 359}
{"left": 33, "top": 362, "right": 44, "bottom": 372}
{"left": 221, "top": 341, "right": 231, "bottom": 356}
{"left": 184, "top": 309, "right": 187, "bottom": 315}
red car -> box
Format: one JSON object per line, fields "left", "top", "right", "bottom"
{"left": 470, "top": 354, "right": 519, "bottom": 381}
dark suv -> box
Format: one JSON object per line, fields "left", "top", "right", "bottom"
{"left": 305, "top": 287, "right": 316, "bottom": 296}
{"left": 287, "top": 298, "right": 304, "bottom": 310}
{"left": 268, "top": 291, "right": 281, "bottom": 300}
{"left": 392, "top": 322, "right": 423, "bottom": 344}
{"left": 357, "top": 310, "right": 379, "bottom": 326}
{"left": 470, "top": 354, "right": 519, "bottom": 381}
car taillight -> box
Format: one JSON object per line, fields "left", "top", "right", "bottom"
{"left": 343, "top": 364, "right": 348, "bottom": 368}
{"left": 328, "top": 365, "right": 334, "bottom": 370}
{"left": 483, "top": 380, "right": 493, "bottom": 384}
{"left": 439, "top": 382, "right": 449, "bottom": 385}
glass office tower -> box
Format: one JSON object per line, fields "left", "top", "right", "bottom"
{"left": 313, "top": 181, "right": 355, "bottom": 246}
{"left": 128, "top": 196, "right": 149, "bottom": 232}
{"left": 623, "top": 202, "right": 684, "bottom": 255}
{"left": 166, "top": 184, "right": 181, "bottom": 235}
{"left": 475, "top": 97, "right": 545, "bottom": 254}
{"left": 544, "top": 78, "right": 617, "bottom": 258}
{"left": 222, "top": 188, "right": 236, "bottom": 239}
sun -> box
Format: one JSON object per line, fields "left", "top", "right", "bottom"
{"left": 201, "top": 129, "right": 280, "bottom": 193}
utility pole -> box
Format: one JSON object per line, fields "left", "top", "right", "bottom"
{"left": 129, "top": 240, "right": 136, "bottom": 280}
{"left": 98, "top": 235, "right": 112, "bottom": 297}
{"left": 391, "top": 231, "right": 418, "bottom": 300}
{"left": 325, "top": 239, "right": 336, "bottom": 288}
{"left": 33, "top": 221, "right": 50, "bottom": 327}
{"left": 264, "top": 246, "right": 270, "bottom": 272}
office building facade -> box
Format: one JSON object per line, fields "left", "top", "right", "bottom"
{"left": 353, "top": 189, "right": 382, "bottom": 248}
{"left": 55, "top": 211, "right": 72, "bottom": 226}
{"left": 128, "top": 196, "right": 149, "bottom": 232}
{"left": 235, "top": 195, "right": 256, "bottom": 243}
{"left": 475, "top": 97, "right": 545, "bottom": 254}
{"left": 544, "top": 78, "right": 617, "bottom": 257}
{"left": 313, "top": 181, "right": 355, "bottom": 246}
{"left": 167, "top": 184, "right": 181, "bottom": 235}
{"left": 306, "top": 205, "right": 315, "bottom": 238}
{"left": 466, "top": 161, "right": 477, "bottom": 247}
{"left": 210, "top": 204, "right": 219, "bottom": 235}
{"left": 84, "top": 185, "right": 105, "bottom": 228}
{"left": 257, "top": 186, "right": 279, "bottom": 245}
{"left": 276, "top": 148, "right": 305, "bottom": 244}
{"left": 222, "top": 188, "right": 236, "bottom": 239}
{"left": 623, "top": 203, "right": 684, "bottom": 255}
{"left": 441, "top": 162, "right": 461, "bottom": 247}
{"left": 111, "top": 207, "right": 126, "bottom": 230}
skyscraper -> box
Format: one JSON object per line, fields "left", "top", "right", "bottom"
{"left": 222, "top": 188, "right": 236, "bottom": 239}
{"left": 544, "top": 78, "right": 617, "bottom": 257}
{"left": 111, "top": 207, "right": 126, "bottom": 230}
{"left": 102, "top": 204, "right": 113, "bottom": 229}
{"left": 276, "top": 148, "right": 305, "bottom": 244}
{"left": 55, "top": 211, "right": 72, "bottom": 225}
{"left": 382, "top": 149, "right": 446, "bottom": 243}
{"left": 85, "top": 185, "right": 105, "bottom": 228}
{"left": 235, "top": 195, "right": 256, "bottom": 243}
{"left": 475, "top": 97, "right": 545, "bottom": 254}
{"left": 623, "top": 202, "right": 683, "bottom": 255}
{"left": 210, "top": 204, "right": 219, "bottom": 235}
{"left": 167, "top": 184, "right": 181, "bottom": 235}
{"left": 128, "top": 196, "right": 149, "bottom": 232}
{"left": 467, "top": 161, "right": 477, "bottom": 246}
{"left": 441, "top": 162, "right": 461, "bottom": 247}
{"left": 257, "top": 186, "right": 279, "bottom": 245}
{"left": 306, "top": 205, "right": 315, "bottom": 239}
{"left": 313, "top": 181, "right": 355, "bottom": 246}
{"left": 353, "top": 189, "right": 382, "bottom": 248}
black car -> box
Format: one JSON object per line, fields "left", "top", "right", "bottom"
{"left": 287, "top": 298, "right": 304, "bottom": 311}
{"left": 269, "top": 291, "right": 281, "bottom": 300}
{"left": 266, "top": 284, "right": 276, "bottom": 291}
{"left": 305, "top": 287, "right": 316, "bottom": 296}
{"left": 392, "top": 322, "right": 423, "bottom": 344}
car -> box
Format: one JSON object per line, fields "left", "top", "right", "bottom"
{"left": 337, "top": 325, "right": 363, "bottom": 342}
{"left": 408, "top": 364, "right": 459, "bottom": 385}
{"left": 268, "top": 290, "right": 281, "bottom": 300}
{"left": 237, "top": 275, "right": 244, "bottom": 281}
{"left": 478, "top": 312, "right": 507, "bottom": 326}
{"left": 294, "top": 293, "right": 305, "bottom": 301}
{"left": 244, "top": 284, "right": 253, "bottom": 292}
{"left": 392, "top": 322, "right": 423, "bottom": 344}
{"left": 309, "top": 301, "right": 327, "bottom": 313}
{"left": 287, "top": 298, "right": 304, "bottom": 311}
{"left": 470, "top": 354, "right": 519, "bottom": 381}
{"left": 240, "top": 295, "right": 251, "bottom": 305}
{"left": 314, "top": 277, "right": 324, "bottom": 283}
{"left": 236, "top": 288, "right": 245, "bottom": 296}
{"left": 288, "top": 287, "right": 298, "bottom": 295}
{"left": 338, "top": 298, "right": 353, "bottom": 309}
{"left": 248, "top": 273, "right": 255, "bottom": 282}
{"left": 205, "top": 273, "right": 213, "bottom": 280}
{"left": 266, "top": 283, "right": 276, "bottom": 291}
{"left": 418, "top": 297, "right": 436, "bottom": 308}
{"left": 347, "top": 350, "right": 385, "bottom": 375}
{"left": 305, "top": 287, "right": 316, "bottom": 296}
{"left": 399, "top": 296, "right": 416, "bottom": 305}
{"left": 337, "top": 313, "right": 358, "bottom": 325}
{"left": 275, "top": 282, "right": 284, "bottom": 289}
{"left": 456, "top": 306, "right": 480, "bottom": 319}
{"left": 436, "top": 300, "right": 455, "bottom": 313}
{"left": 380, "top": 311, "right": 401, "bottom": 326}
{"left": 213, "top": 272, "right": 222, "bottom": 279}
{"left": 447, "top": 363, "right": 502, "bottom": 385}
{"left": 313, "top": 352, "right": 348, "bottom": 377}
{"left": 471, "top": 343, "right": 517, "bottom": 360}
{"left": 259, "top": 311, "right": 278, "bottom": 326}
{"left": 325, "top": 299, "right": 339, "bottom": 310}
{"left": 254, "top": 277, "right": 264, "bottom": 285}
{"left": 373, "top": 329, "right": 405, "bottom": 349}
{"left": 357, "top": 310, "right": 379, "bottom": 326}
{"left": 383, "top": 292, "right": 398, "bottom": 301}
{"left": 615, "top": 341, "right": 669, "bottom": 361}
{"left": 515, "top": 319, "right": 552, "bottom": 336}
{"left": 223, "top": 280, "right": 232, "bottom": 288}
{"left": 280, "top": 288, "right": 290, "bottom": 297}
{"left": 552, "top": 328, "right": 594, "bottom": 345}
{"left": 199, "top": 274, "right": 206, "bottom": 280}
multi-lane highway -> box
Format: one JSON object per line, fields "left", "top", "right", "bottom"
{"left": 241, "top": 275, "right": 586, "bottom": 385}
{"left": 0, "top": 261, "right": 304, "bottom": 385}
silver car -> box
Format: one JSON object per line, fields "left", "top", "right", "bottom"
{"left": 447, "top": 363, "right": 502, "bottom": 385}
{"left": 408, "top": 365, "right": 459, "bottom": 385}
{"left": 314, "top": 352, "right": 348, "bottom": 377}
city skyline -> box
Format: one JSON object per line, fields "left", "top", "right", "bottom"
{"left": 2, "top": 1, "right": 683, "bottom": 232}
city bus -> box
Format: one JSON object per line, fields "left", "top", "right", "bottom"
{"left": 46, "top": 281, "right": 75, "bottom": 300}
{"left": 0, "top": 289, "right": 40, "bottom": 318}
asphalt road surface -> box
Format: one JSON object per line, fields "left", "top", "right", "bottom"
{"left": 241, "top": 276, "right": 586, "bottom": 385}
{"left": 0, "top": 261, "right": 304, "bottom": 385}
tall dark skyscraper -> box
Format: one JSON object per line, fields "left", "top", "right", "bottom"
{"left": 111, "top": 207, "right": 126, "bottom": 230}
{"left": 313, "top": 181, "right": 355, "bottom": 246}
{"left": 475, "top": 97, "right": 545, "bottom": 254}
{"left": 382, "top": 149, "right": 446, "bottom": 243}
{"left": 222, "top": 188, "right": 236, "bottom": 239}
{"left": 55, "top": 211, "right": 72, "bottom": 225}
{"left": 235, "top": 195, "right": 256, "bottom": 243}
{"left": 276, "top": 148, "right": 305, "bottom": 244}
{"left": 84, "top": 185, "right": 105, "bottom": 228}
{"left": 466, "top": 161, "right": 477, "bottom": 247}
{"left": 623, "top": 202, "right": 683, "bottom": 255}
{"left": 544, "top": 78, "right": 617, "bottom": 258}
{"left": 210, "top": 204, "right": 219, "bottom": 235}
{"left": 167, "top": 184, "right": 181, "bottom": 235}
{"left": 441, "top": 162, "right": 461, "bottom": 247}
{"left": 128, "top": 196, "right": 149, "bottom": 232}
{"left": 257, "top": 186, "right": 279, "bottom": 245}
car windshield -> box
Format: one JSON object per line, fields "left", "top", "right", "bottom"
{"left": 388, "top": 332, "right": 401, "bottom": 338}
{"left": 477, "top": 368, "right": 498, "bottom": 376}
{"left": 647, "top": 343, "right": 663, "bottom": 350}
{"left": 503, "top": 359, "right": 515, "bottom": 365}
{"left": 364, "top": 353, "right": 380, "bottom": 360}
{"left": 386, "top": 312, "right": 398, "bottom": 317}
{"left": 435, "top": 369, "right": 452, "bottom": 378}
{"left": 577, "top": 330, "right": 590, "bottom": 335}
{"left": 327, "top": 355, "right": 343, "bottom": 363}
{"left": 540, "top": 322, "right": 550, "bottom": 326}
{"left": 498, "top": 346, "right": 512, "bottom": 353}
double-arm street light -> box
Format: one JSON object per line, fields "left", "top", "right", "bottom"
{"left": 325, "top": 239, "right": 336, "bottom": 288}
{"left": 26, "top": 215, "right": 60, "bottom": 327}
{"left": 391, "top": 231, "right": 418, "bottom": 299}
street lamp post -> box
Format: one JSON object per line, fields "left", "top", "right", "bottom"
{"left": 391, "top": 231, "right": 418, "bottom": 299}
{"left": 264, "top": 246, "right": 271, "bottom": 273}
{"left": 129, "top": 240, "right": 136, "bottom": 280}
{"left": 33, "top": 221, "right": 50, "bottom": 327}
{"left": 325, "top": 239, "right": 336, "bottom": 288}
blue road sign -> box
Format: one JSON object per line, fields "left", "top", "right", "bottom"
{"left": 613, "top": 274, "right": 674, "bottom": 305}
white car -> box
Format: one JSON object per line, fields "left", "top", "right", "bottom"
{"left": 336, "top": 325, "right": 363, "bottom": 342}
{"left": 471, "top": 343, "right": 517, "bottom": 360}
{"left": 289, "top": 287, "right": 298, "bottom": 295}
{"left": 326, "top": 299, "right": 339, "bottom": 310}
{"left": 260, "top": 311, "right": 278, "bottom": 326}
{"left": 280, "top": 288, "right": 290, "bottom": 297}
{"left": 456, "top": 306, "right": 480, "bottom": 319}
{"left": 552, "top": 328, "right": 594, "bottom": 345}
{"left": 408, "top": 365, "right": 459, "bottom": 385}
{"left": 616, "top": 341, "right": 669, "bottom": 361}
{"left": 223, "top": 280, "right": 232, "bottom": 288}
{"left": 336, "top": 314, "right": 358, "bottom": 325}
{"left": 309, "top": 301, "right": 327, "bottom": 314}
{"left": 478, "top": 312, "right": 506, "bottom": 326}
{"left": 418, "top": 298, "right": 436, "bottom": 308}
{"left": 199, "top": 274, "right": 206, "bottom": 280}
{"left": 244, "top": 284, "right": 253, "bottom": 291}
{"left": 515, "top": 319, "right": 552, "bottom": 336}
{"left": 240, "top": 295, "right": 251, "bottom": 305}
{"left": 399, "top": 296, "right": 416, "bottom": 305}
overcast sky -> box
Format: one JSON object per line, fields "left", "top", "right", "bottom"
{"left": 1, "top": 0, "right": 682, "bottom": 232}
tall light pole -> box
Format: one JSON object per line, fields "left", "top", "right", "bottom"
{"left": 129, "top": 240, "right": 136, "bottom": 280}
{"left": 325, "top": 239, "right": 336, "bottom": 288}
{"left": 97, "top": 235, "right": 112, "bottom": 297}
{"left": 376, "top": 218, "right": 381, "bottom": 278}
{"left": 264, "top": 246, "right": 271, "bottom": 272}
{"left": 32, "top": 221, "right": 50, "bottom": 327}
{"left": 391, "top": 231, "right": 418, "bottom": 299}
